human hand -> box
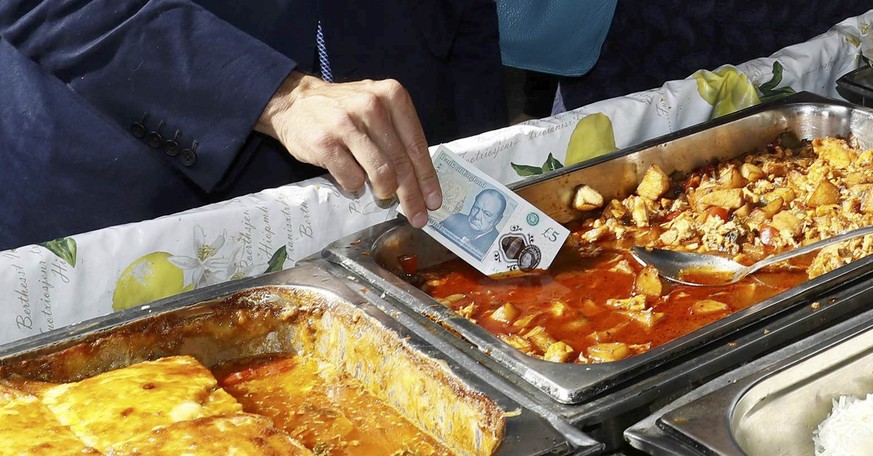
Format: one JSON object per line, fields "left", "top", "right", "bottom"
{"left": 255, "top": 71, "right": 442, "bottom": 228}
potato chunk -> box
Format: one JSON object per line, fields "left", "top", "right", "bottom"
{"left": 770, "top": 211, "right": 802, "bottom": 237}
{"left": 691, "top": 299, "right": 729, "bottom": 315}
{"left": 512, "top": 311, "right": 541, "bottom": 329}
{"left": 698, "top": 188, "right": 744, "bottom": 209}
{"left": 587, "top": 343, "right": 630, "bottom": 363}
{"left": 764, "top": 188, "right": 796, "bottom": 206}
{"left": 573, "top": 185, "right": 605, "bottom": 211}
{"left": 719, "top": 166, "right": 746, "bottom": 189}
{"left": 548, "top": 300, "right": 572, "bottom": 318}
{"left": 740, "top": 163, "right": 765, "bottom": 182}
{"left": 544, "top": 341, "right": 575, "bottom": 363}
{"left": 524, "top": 326, "right": 558, "bottom": 352}
{"left": 621, "top": 308, "right": 665, "bottom": 329}
{"left": 637, "top": 165, "right": 671, "bottom": 200}
{"left": 605, "top": 295, "right": 647, "bottom": 311}
{"left": 609, "top": 258, "right": 635, "bottom": 275}
{"left": 633, "top": 265, "right": 663, "bottom": 297}
{"left": 806, "top": 181, "right": 840, "bottom": 207}
{"left": 489, "top": 303, "right": 519, "bottom": 324}
{"left": 746, "top": 196, "right": 783, "bottom": 230}
{"left": 630, "top": 196, "right": 650, "bottom": 227}
{"left": 499, "top": 334, "right": 534, "bottom": 354}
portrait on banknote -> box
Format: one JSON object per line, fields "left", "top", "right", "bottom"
{"left": 398, "top": 146, "right": 568, "bottom": 276}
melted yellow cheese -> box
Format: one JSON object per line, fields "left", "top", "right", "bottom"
{"left": 41, "top": 355, "right": 241, "bottom": 452}
{"left": 110, "top": 413, "right": 312, "bottom": 455}
{"left": 0, "top": 384, "right": 98, "bottom": 455}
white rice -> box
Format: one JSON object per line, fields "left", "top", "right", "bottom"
{"left": 814, "top": 393, "right": 873, "bottom": 456}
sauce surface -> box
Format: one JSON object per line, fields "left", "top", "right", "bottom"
{"left": 419, "top": 242, "right": 808, "bottom": 364}
{"left": 214, "top": 354, "right": 453, "bottom": 456}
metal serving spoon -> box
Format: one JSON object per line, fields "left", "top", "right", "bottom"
{"left": 630, "top": 225, "right": 873, "bottom": 286}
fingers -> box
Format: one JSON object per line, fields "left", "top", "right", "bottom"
{"left": 347, "top": 82, "right": 432, "bottom": 227}
{"left": 265, "top": 74, "right": 442, "bottom": 228}
{"left": 314, "top": 137, "right": 367, "bottom": 193}
{"left": 376, "top": 80, "right": 443, "bottom": 212}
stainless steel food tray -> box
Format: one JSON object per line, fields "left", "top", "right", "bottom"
{"left": 323, "top": 92, "right": 873, "bottom": 405}
{"left": 624, "top": 281, "right": 873, "bottom": 456}
{"left": 836, "top": 66, "right": 873, "bottom": 108}
{"left": 0, "top": 262, "right": 589, "bottom": 456}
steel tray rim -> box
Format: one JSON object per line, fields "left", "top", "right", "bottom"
{"left": 0, "top": 263, "right": 588, "bottom": 456}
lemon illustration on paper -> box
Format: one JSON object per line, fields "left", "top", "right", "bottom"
{"left": 112, "top": 251, "right": 191, "bottom": 311}
{"left": 565, "top": 113, "right": 618, "bottom": 166}
{"left": 693, "top": 67, "right": 760, "bottom": 119}
{"left": 510, "top": 113, "right": 617, "bottom": 178}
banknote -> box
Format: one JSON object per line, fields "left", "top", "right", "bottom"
{"left": 400, "top": 146, "right": 569, "bottom": 276}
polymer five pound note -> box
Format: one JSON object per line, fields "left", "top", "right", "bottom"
{"left": 402, "top": 146, "right": 569, "bottom": 276}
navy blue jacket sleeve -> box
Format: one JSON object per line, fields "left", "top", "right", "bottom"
{"left": 0, "top": 0, "right": 295, "bottom": 192}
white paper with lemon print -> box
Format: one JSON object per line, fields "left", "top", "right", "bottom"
{"left": 0, "top": 10, "right": 871, "bottom": 345}
{"left": 446, "top": 12, "right": 868, "bottom": 186}
{"left": 0, "top": 177, "right": 399, "bottom": 343}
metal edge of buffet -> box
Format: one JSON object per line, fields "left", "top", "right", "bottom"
{"left": 624, "top": 281, "right": 873, "bottom": 455}
{"left": 0, "top": 262, "right": 599, "bottom": 456}
{"left": 321, "top": 92, "right": 873, "bottom": 451}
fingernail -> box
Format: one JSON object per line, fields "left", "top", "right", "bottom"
{"left": 375, "top": 195, "right": 398, "bottom": 209}
{"left": 425, "top": 191, "right": 442, "bottom": 210}
{"left": 411, "top": 212, "right": 428, "bottom": 228}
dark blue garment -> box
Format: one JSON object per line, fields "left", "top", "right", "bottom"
{"left": 556, "top": 0, "right": 873, "bottom": 112}
{"left": 0, "top": 0, "right": 506, "bottom": 250}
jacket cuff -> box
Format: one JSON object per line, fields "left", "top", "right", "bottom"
{"left": 2, "top": 0, "right": 296, "bottom": 192}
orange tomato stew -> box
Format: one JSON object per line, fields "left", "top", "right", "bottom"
{"left": 408, "top": 134, "right": 873, "bottom": 364}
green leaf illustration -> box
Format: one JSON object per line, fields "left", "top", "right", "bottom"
{"left": 264, "top": 246, "right": 288, "bottom": 273}
{"left": 39, "top": 237, "right": 77, "bottom": 267}
{"left": 758, "top": 61, "right": 795, "bottom": 103}
{"left": 513, "top": 154, "right": 564, "bottom": 177}
{"left": 511, "top": 162, "right": 544, "bottom": 177}
{"left": 541, "top": 153, "right": 564, "bottom": 172}
{"left": 759, "top": 86, "right": 797, "bottom": 104}
{"left": 758, "top": 61, "right": 784, "bottom": 93}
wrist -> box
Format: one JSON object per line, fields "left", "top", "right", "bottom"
{"left": 255, "top": 71, "right": 321, "bottom": 138}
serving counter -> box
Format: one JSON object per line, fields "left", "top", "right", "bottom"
{"left": 3, "top": 9, "right": 873, "bottom": 456}
{"left": 624, "top": 282, "right": 873, "bottom": 455}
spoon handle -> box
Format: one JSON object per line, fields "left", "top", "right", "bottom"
{"left": 746, "top": 225, "right": 873, "bottom": 275}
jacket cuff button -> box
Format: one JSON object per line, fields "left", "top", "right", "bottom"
{"left": 130, "top": 112, "right": 148, "bottom": 138}
{"left": 164, "top": 130, "right": 181, "bottom": 157}
{"left": 180, "top": 141, "right": 198, "bottom": 167}
{"left": 130, "top": 122, "right": 146, "bottom": 138}
{"left": 146, "top": 120, "right": 165, "bottom": 148}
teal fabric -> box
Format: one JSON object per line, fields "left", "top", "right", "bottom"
{"left": 497, "top": 0, "right": 617, "bottom": 76}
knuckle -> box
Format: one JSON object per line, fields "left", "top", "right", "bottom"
{"left": 310, "top": 129, "right": 338, "bottom": 152}
{"left": 378, "top": 78, "right": 406, "bottom": 99}
{"left": 354, "top": 92, "right": 382, "bottom": 117}
{"left": 345, "top": 176, "right": 367, "bottom": 191}
{"left": 327, "top": 163, "right": 364, "bottom": 190}
{"left": 390, "top": 153, "right": 413, "bottom": 173}
{"left": 406, "top": 137, "right": 430, "bottom": 159}
{"left": 372, "top": 163, "right": 398, "bottom": 189}
{"left": 330, "top": 111, "right": 358, "bottom": 132}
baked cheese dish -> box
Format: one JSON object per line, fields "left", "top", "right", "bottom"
{"left": 0, "top": 355, "right": 313, "bottom": 455}
{"left": 110, "top": 413, "right": 312, "bottom": 455}
{"left": 0, "top": 352, "right": 463, "bottom": 455}
{"left": 41, "top": 355, "right": 243, "bottom": 452}
{"left": 0, "top": 383, "right": 99, "bottom": 455}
